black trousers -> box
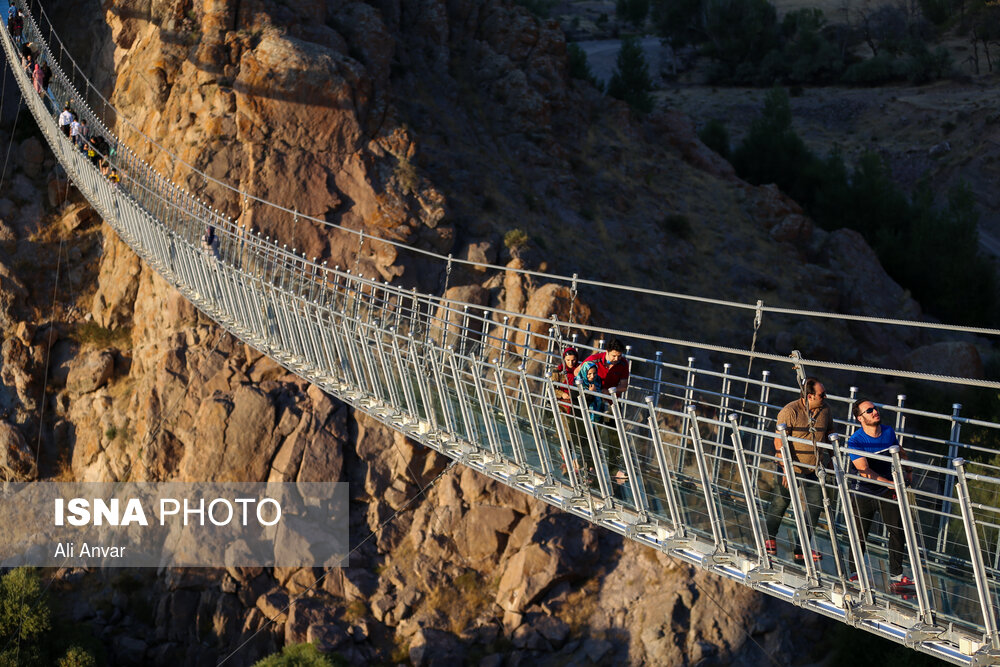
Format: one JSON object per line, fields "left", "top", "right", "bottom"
{"left": 847, "top": 490, "right": 905, "bottom": 577}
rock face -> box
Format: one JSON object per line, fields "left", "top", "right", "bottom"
{"left": 0, "top": 420, "right": 36, "bottom": 481}
{"left": 905, "top": 341, "right": 985, "bottom": 379}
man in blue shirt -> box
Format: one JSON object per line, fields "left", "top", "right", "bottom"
{"left": 846, "top": 399, "right": 913, "bottom": 592}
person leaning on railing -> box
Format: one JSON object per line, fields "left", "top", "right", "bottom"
{"left": 845, "top": 399, "right": 914, "bottom": 593}
{"left": 764, "top": 377, "right": 830, "bottom": 562}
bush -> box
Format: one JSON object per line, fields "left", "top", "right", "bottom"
{"left": 658, "top": 213, "right": 693, "bottom": 239}
{"left": 58, "top": 647, "right": 98, "bottom": 667}
{"left": 503, "top": 228, "right": 529, "bottom": 255}
{"left": 842, "top": 53, "right": 899, "bottom": 84}
{"left": 607, "top": 35, "right": 655, "bottom": 113}
{"left": 698, "top": 119, "right": 730, "bottom": 159}
{"left": 253, "top": 643, "right": 341, "bottom": 667}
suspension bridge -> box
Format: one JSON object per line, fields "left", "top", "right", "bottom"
{"left": 3, "top": 3, "right": 1000, "bottom": 663}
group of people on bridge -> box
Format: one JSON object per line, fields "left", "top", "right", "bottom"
{"left": 551, "top": 344, "right": 915, "bottom": 593}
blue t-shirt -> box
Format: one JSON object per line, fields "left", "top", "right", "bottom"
{"left": 847, "top": 425, "right": 898, "bottom": 495}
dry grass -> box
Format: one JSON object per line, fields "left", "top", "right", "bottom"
{"left": 423, "top": 570, "right": 497, "bottom": 635}
{"left": 70, "top": 322, "right": 133, "bottom": 350}
{"left": 562, "top": 577, "right": 602, "bottom": 635}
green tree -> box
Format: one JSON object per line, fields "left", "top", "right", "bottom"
{"left": 567, "top": 43, "right": 599, "bottom": 86}
{"left": 0, "top": 568, "right": 50, "bottom": 642}
{"left": 607, "top": 36, "right": 655, "bottom": 113}
{"left": 703, "top": 0, "right": 778, "bottom": 76}
{"left": 651, "top": 0, "right": 704, "bottom": 46}
{"left": 731, "top": 87, "right": 814, "bottom": 200}
{"left": 253, "top": 643, "right": 342, "bottom": 667}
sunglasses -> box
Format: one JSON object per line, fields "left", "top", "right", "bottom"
{"left": 861, "top": 406, "right": 878, "bottom": 415}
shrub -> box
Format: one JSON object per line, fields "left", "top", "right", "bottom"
{"left": 253, "top": 643, "right": 341, "bottom": 667}
{"left": 504, "top": 228, "right": 529, "bottom": 255}
{"left": 395, "top": 156, "right": 418, "bottom": 196}
{"left": 658, "top": 213, "right": 693, "bottom": 239}
{"left": 842, "top": 53, "right": 899, "bottom": 84}
{"left": 58, "top": 647, "right": 98, "bottom": 667}
{"left": 698, "top": 119, "right": 730, "bottom": 159}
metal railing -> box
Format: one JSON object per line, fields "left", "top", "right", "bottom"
{"left": 4, "top": 5, "right": 1000, "bottom": 664}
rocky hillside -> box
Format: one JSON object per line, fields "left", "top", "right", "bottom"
{"left": 0, "top": 0, "right": 986, "bottom": 664}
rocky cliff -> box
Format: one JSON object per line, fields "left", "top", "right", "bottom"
{"left": 0, "top": 0, "right": 974, "bottom": 663}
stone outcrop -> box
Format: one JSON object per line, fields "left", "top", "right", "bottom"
{"left": 0, "top": 420, "right": 36, "bottom": 481}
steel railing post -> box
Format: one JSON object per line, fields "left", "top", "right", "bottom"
{"left": 493, "top": 365, "right": 528, "bottom": 471}
{"left": 777, "top": 425, "right": 819, "bottom": 582}
{"left": 518, "top": 367, "right": 551, "bottom": 483}
{"left": 937, "top": 403, "right": 962, "bottom": 553}
{"left": 576, "top": 385, "right": 613, "bottom": 504}
{"left": 890, "top": 446, "right": 934, "bottom": 626}
{"left": 750, "top": 369, "right": 771, "bottom": 490}
{"left": 952, "top": 458, "right": 1000, "bottom": 651}
{"left": 728, "top": 414, "right": 771, "bottom": 568}
{"left": 686, "top": 406, "right": 726, "bottom": 553}
{"left": 544, "top": 380, "right": 581, "bottom": 492}
{"left": 445, "top": 347, "right": 475, "bottom": 443}
{"left": 831, "top": 435, "right": 874, "bottom": 605}
{"left": 609, "top": 388, "right": 648, "bottom": 520}
{"left": 469, "top": 356, "right": 502, "bottom": 460}
{"left": 645, "top": 397, "right": 684, "bottom": 537}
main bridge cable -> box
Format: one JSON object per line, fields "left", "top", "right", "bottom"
{"left": 15, "top": 0, "right": 1000, "bottom": 342}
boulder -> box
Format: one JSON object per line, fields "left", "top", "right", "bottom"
{"left": 18, "top": 137, "right": 44, "bottom": 178}
{"left": 768, "top": 213, "right": 813, "bottom": 245}
{"left": 454, "top": 505, "right": 518, "bottom": 561}
{"left": 284, "top": 597, "right": 336, "bottom": 645}
{"left": 495, "top": 544, "right": 561, "bottom": 613}
{"left": 819, "top": 228, "right": 921, "bottom": 353}
{"left": 306, "top": 623, "right": 350, "bottom": 652}
{"left": 65, "top": 349, "right": 115, "bottom": 395}
{"left": 255, "top": 587, "right": 289, "bottom": 625}
{"left": 409, "top": 627, "right": 466, "bottom": 667}
{"left": 0, "top": 421, "right": 36, "bottom": 481}
{"left": 178, "top": 384, "right": 277, "bottom": 481}
{"left": 904, "top": 342, "right": 984, "bottom": 379}
{"left": 744, "top": 183, "right": 804, "bottom": 231}
{"left": 61, "top": 202, "right": 97, "bottom": 232}
{"left": 112, "top": 636, "right": 147, "bottom": 664}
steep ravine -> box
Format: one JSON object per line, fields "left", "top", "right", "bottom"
{"left": 0, "top": 0, "right": 985, "bottom": 664}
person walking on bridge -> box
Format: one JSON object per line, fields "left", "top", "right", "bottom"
{"left": 58, "top": 103, "right": 74, "bottom": 138}
{"left": 845, "top": 399, "right": 913, "bottom": 593}
{"left": 764, "top": 377, "right": 830, "bottom": 562}
{"left": 583, "top": 339, "right": 630, "bottom": 397}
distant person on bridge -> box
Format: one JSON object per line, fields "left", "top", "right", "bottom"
{"left": 845, "top": 399, "right": 914, "bottom": 593}
{"left": 69, "top": 116, "right": 83, "bottom": 148}
{"left": 764, "top": 377, "right": 830, "bottom": 562}
{"left": 58, "top": 103, "right": 74, "bottom": 138}
{"left": 32, "top": 61, "right": 43, "bottom": 94}
{"left": 10, "top": 11, "right": 22, "bottom": 44}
